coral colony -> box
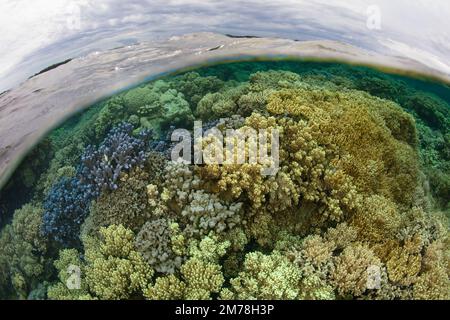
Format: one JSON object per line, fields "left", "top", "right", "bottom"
{"left": 170, "top": 120, "right": 280, "bottom": 175}
{"left": 0, "top": 61, "right": 449, "bottom": 300}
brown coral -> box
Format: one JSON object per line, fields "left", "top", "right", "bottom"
{"left": 331, "top": 244, "right": 381, "bottom": 297}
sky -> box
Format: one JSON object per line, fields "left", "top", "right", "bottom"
{"left": 0, "top": 0, "right": 449, "bottom": 92}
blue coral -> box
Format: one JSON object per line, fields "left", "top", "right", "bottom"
{"left": 42, "top": 122, "right": 153, "bottom": 247}
{"left": 41, "top": 177, "right": 94, "bottom": 247}
{"left": 78, "top": 122, "right": 153, "bottom": 196}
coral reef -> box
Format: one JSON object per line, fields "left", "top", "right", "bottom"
{"left": 144, "top": 235, "right": 228, "bottom": 300}
{"left": 41, "top": 177, "right": 94, "bottom": 247}
{"left": 170, "top": 72, "right": 225, "bottom": 109}
{"left": 84, "top": 225, "right": 153, "bottom": 300}
{"left": 87, "top": 168, "right": 151, "bottom": 233}
{"left": 79, "top": 122, "right": 152, "bottom": 195}
{"left": 330, "top": 244, "right": 381, "bottom": 297}
{"left": 135, "top": 218, "right": 184, "bottom": 274}
{"left": 47, "top": 249, "right": 92, "bottom": 300}
{"left": 0, "top": 204, "right": 47, "bottom": 299}
{"left": 1, "top": 62, "right": 449, "bottom": 301}
{"left": 225, "top": 251, "right": 301, "bottom": 300}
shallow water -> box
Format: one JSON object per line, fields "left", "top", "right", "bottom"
{"left": 0, "top": 60, "right": 449, "bottom": 300}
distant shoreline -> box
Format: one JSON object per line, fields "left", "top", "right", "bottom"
{"left": 28, "top": 58, "right": 73, "bottom": 79}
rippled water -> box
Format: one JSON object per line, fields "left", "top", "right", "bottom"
{"left": 1, "top": 33, "right": 449, "bottom": 194}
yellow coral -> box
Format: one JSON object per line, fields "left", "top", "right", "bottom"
{"left": 88, "top": 168, "right": 151, "bottom": 233}
{"left": 331, "top": 244, "right": 381, "bottom": 297}
{"left": 385, "top": 235, "right": 423, "bottom": 286}
{"left": 144, "top": 274, "right": 185, "bottom": 300}
{"left": 350, "top": 195, "right": 402, "bottom": 243}
{"left": 412, "top": 239, "right": 449, "bottom": 299}
{"left": 413, "top": 268, "right": 449, "bottom": 300}
{"left": 228, "top": 251, "right": 301, "bottom": 299}
{"left": 0, "top": 204, "right": 47, "bottom": 298}
{"left": 47, "top": 249, "right": 93, "bottom": 300}
{"left": 266, "top": 88, "right": 419, "bottom": 206}
{"left": 84, "top": 225, "right": 154, "bottom": 299}
{"left": 181, "top": 258, "right": 224, "bottom": 300}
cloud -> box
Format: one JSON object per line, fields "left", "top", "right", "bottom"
{"left": 0, "top": 0, "right": 449, "bottom": 91}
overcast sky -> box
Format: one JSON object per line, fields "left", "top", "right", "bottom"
{"left": 0, "top": 0, "right": 449, "bottom": 92}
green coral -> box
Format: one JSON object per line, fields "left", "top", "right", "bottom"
{"left": 136, "top": 84, "right": 194, "bottom": 134}
{"left": 170, "top": 72, "right": 225, "bottom": 109}
{"left": 226, "top": 251, "right": 301, "bottom": 300}
{"left": 405, "top": 92, "right": 450, "bottom": 131}
{"left": 84, "top": 225, "right": 154, "bottom": 300}
{"left": 0, "top": 204, "right": 48, "bottom": 299}
{"left": 47, "top": 249, "right": 92, "bottom": 300}
{"left": 144, "top": 235, "right": 228, "bottom": 300}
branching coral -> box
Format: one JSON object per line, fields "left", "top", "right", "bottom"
{"left": 405, "top": 92, "right": 450, "bottom": 132}
{"left": 412, "top": 240, "right": 450, "bottom": 300}
{"left": 84, "top": 225, "right": 154, "bottom": 300}
{"left": 2, "top": 64, "right": 449, "bottom": 301}
{"left": 170, "top": 72, "right": 225, "bottom": 109}
{"left": 94, "top": 96, "right": 128, "bottom": 138}
{"left": 123, "top": 85, "right": 159, "bottom": 113}
{"left": 88, "top": 168, "right": 151, "bottom": 233}
{"left": 0, "top": 204, "right": 47, "bottom": 299}
{"left": 47, "top": 249, "right": 92, "bottom": 300}
{"left": 79, "top": 122, "right": 152, "bottom": 195}
{"left": 137, "top": 86, "right": 194, "bottom": 134}
{"left": 382, "top": 234, "right": 423, "bottom": 287}
{"left": 144, "top": 235, "right": 228, "bottom": 300}
{"left": 135, "top": 218, "right": 184, "bottom": 274}
{"left": 146, "top": 162, "right": 245, "bottom": 243}
{"left": 181, "top": 190, "right": 244, "bottom": 238}
{"left": 42, "top": 177, "right": 94, "bottom": 247}
{"left": 226, "top": 251, "right": 301, "bottom": 300}
{"left": 331, "top": 244, "right": 381, "bottom": 298}
{"left": 266, "top": 88, "right": 420, "bottom": 206}
{"left": 196, "top": 85, "right": 248, "bottom": 121}
{"left": 350, "top": 195, "right": 402, "bottom": 243}
{"left": 198, "top": 112, "right": 361, "bottom": 244}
